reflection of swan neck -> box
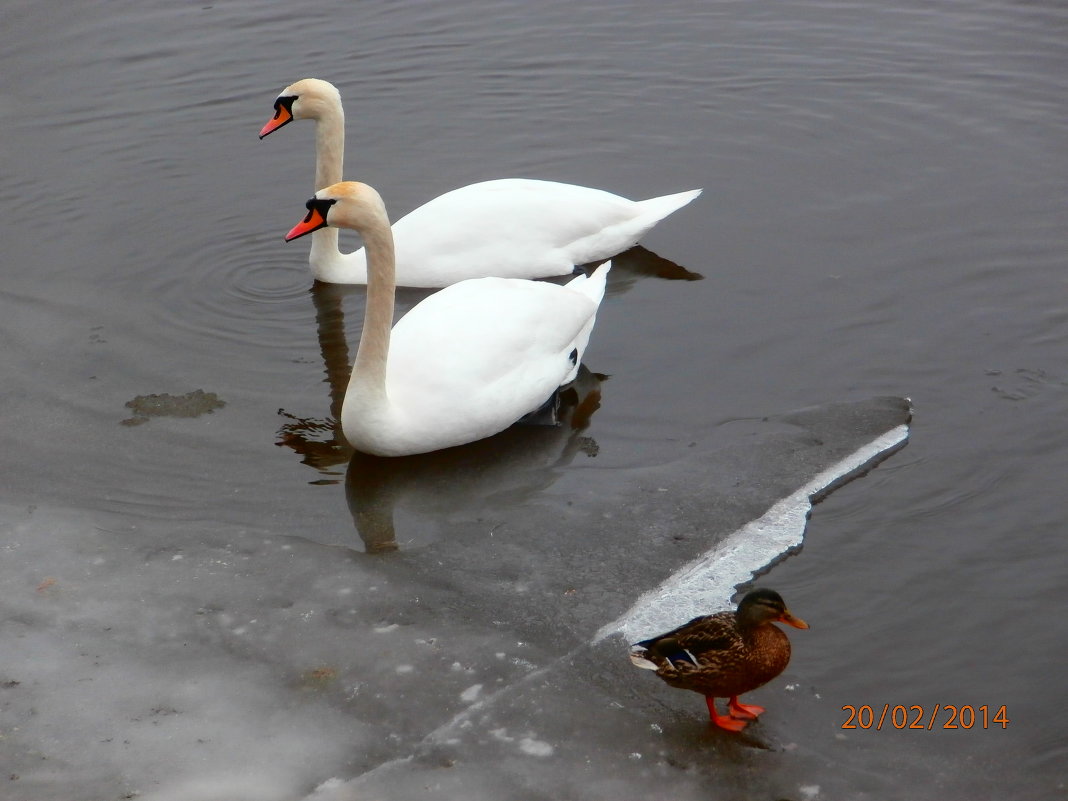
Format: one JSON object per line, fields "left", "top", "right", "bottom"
{"left": 350, "top": 211, "right": 396, "bottom": 400}
{"left": 310, "top": 100, "right": 345, "bottom": 267}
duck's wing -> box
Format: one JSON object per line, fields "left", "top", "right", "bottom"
{"left": 632, "top": 612, "right": 739, "bottom": 668}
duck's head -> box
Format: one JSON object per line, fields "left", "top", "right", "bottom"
{"left": 285, "top": 181, "right": 389, "bottom": 241}
{"left": 259, "top": 78, "right": 342, "bottom": 138}
{"left": 737, "top": 588, "right": 809, "bottom": 630}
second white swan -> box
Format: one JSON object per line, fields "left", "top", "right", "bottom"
{"left": 285, "top": 181, "right": 611, "bottom": 457}
{"left": 263, "top": 78, "right": 699, "bottom": 287}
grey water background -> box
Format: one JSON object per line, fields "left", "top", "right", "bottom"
{"left": 1, "top": 1, "right": 1066, "bottom": 799}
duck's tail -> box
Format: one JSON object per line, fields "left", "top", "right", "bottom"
{"left": 629, "top": 644, "right": 659, "bottom": 670}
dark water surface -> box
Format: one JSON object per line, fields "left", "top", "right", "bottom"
{"left": 1, "top": 1, "right": 1066, "bottom": 799}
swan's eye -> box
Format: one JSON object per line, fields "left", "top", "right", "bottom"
{"left": 304, "top": 197, "right": 338, "bottom": 215}
{"left": 274, "top": 95, "right": 296, "bottom": 118}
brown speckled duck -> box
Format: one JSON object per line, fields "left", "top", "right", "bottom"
{"left": 629, "top": 588, "right": 808, "bottom": 731}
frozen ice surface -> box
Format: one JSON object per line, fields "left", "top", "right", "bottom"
{"left": 0, "top": 397, "right": 910, "bottom": 800}
{"left": 599, "top": 422, "right": 910, "bottom": 642}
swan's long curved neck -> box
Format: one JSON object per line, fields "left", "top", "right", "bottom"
{"left": 310, "top": 103, "right": 346, "bottom": 264}
{"left": 350, "top": 214, "right": 395, "bottom": 400}
{"left": 313, "top": 103, "right": 344, "bottom": 189}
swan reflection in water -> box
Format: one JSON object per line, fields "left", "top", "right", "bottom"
{"left": 601, "top": 244, "right": 702, "bottom": 296}
{"left": 346, "top": 364, "right": 604, "bottom": 553}
{"left": 276, "top": 244, "right": 700, "bottom": 550}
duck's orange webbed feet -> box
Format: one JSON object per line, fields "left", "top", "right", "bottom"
{"left": 706, "top": 696, "right": 749, "bottom": 732}
{"left": 728, "top": 696, "right": 766, "bottom": 720}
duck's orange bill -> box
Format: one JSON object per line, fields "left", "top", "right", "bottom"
{"left": 779, "top": 611, "right": 809, "bottom": 629}
{"left": 285, "top": 208, "right": 328, "bottom": 241}
{"left": 259, "top": 105, "right": 293, "bottom": 138}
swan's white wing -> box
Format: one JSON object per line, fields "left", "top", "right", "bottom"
{"left": 282, "top": 80, "right": 701, "bottom": 286}
{"left": 387, "top": 276, "right": 596, "bottom": 400}
{"left": 369, "top": 274, "right": 604, "bottom": 454}
{"left": 381, "top": 180, "right": 696, "bottom": 286}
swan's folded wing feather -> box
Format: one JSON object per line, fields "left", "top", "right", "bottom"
{"left": 385, "top": 277, "right": 598, "bottom": 412}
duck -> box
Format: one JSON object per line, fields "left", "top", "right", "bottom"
{"left": 261, "top": 78, "right": 701, "bottom": 287}
{"left": 284, "top": 181, "right": 610, "bottom": 457}
{"left": 630, "top": 588, "right": 808, "bottom": 732}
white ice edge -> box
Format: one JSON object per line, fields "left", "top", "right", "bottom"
{"left": 594, "top": 422, "right": 910, "bottom": 644}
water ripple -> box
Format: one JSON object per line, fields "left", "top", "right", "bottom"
{"left": 146, "top": 223, "right": 314, "bottom": 353}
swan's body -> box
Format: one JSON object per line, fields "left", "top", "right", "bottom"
{"left": 285, "top": 181, "right": 610, "bottom": 457}
{"left": 262, "top": 78, "right": 700, "bottom": 288}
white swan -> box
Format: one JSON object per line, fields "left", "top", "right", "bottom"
{"left": 285, "top": 181, "right": 611, "bottom": 457}
{"left": 261, "top": 78, "right": 700, "bottom": 288}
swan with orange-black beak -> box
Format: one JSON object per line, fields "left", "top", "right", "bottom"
{"left": 259, "top": 77, "right": 700, "bottom": 287}
{"left": 283, "top": 181, "right": 611, "bottom": 458}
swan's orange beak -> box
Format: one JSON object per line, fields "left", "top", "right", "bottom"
{"left": 259, "top": 104, "right": 293, "bottom": 138}
{"left": 285, "top": 207, "right": 328, "bottom": 241}
{"left": 779, "top": 610, "right": 809, "bottom": 630}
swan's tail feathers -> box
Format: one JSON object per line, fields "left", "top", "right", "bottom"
{"left": 567, "top": 260, "right": 611, "bottom": 307}
{"left": 561, "top": 260, "right": 611, "bottom": 385}
{"left": 637, "top": 188, "right": 703, "bottom": 223}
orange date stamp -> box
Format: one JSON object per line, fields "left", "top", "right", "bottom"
{"left": 841, "top": 704, "right": 1009, "bottom": 730}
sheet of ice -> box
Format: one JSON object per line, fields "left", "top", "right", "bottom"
{"left": 295, "top": 406, "right": 912, "bottom": 801}
{"left": 0, "top": 398, "right": 911, "bottom": 801}
{"left": 597, "top": 423, "right": 911, "bottom": 642}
